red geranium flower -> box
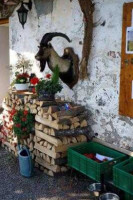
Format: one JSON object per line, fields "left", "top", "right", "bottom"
{"left": 16, "top": 73, "right": 29, "bottom": 80}
{"left": 22, "top": 118, "right": 26, "bottom": 122}
{"left": 22, "top": 128, "right": 27, "bottom": 131}
{"left": 24, "top": 110, "right": 28, "bottom": 115}
{"left": 46, "top": 74, "right": 51, "bottom": 79}
{"left": 30, "top": 77, "right": 39, "bottom": 85}
{"left": 16, "top": 124, "right": 21, "bottom": 128}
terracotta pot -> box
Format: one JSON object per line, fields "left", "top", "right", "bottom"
{"left": 15, "top": 83, "right": 29, "bottom": 91}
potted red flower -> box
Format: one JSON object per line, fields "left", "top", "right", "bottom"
{"left": 14, "top": 72, "right": 30, "bottom": 91}
{"left": 35, "top": 66, "right": 62, "bottom": 101}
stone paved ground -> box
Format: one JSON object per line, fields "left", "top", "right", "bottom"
{"left": 0, "top": 146, "right": 94, "bottom": 200}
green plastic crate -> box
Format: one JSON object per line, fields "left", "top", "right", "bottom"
{"left": 125, "top": 192, "right": 133, "bottom": 200}
{"left": 113, "top": 157, "right": 133, "bottom": 195}
{"left": 67, "top": 142, "right": 126, "bottom": 182}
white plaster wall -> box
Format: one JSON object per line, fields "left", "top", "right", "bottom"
{"left": 9, "top": 0, "right": 133, "bottom": 149}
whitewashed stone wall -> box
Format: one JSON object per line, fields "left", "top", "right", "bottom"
{"left": 9, "top": 0, "right": 133, "bottom": 150}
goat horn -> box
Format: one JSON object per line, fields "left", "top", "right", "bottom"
{"left": 40, "top": 32, "right": 71, "bottom": 46}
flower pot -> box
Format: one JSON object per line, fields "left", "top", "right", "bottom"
{"left": 15, "top": 83, "right": 29, "bottom": 91}
{"left": 38, "top": 91, "right": 55, "bottom": 101}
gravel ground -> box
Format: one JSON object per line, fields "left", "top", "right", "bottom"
{"left": 0, "top": 147, "right": 94, "bottom": 200}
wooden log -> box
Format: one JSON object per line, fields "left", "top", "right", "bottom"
{"left": 27, "top": 138, "right": 30, "bottom": 145}
{"left": 51, "top": 157, "right": 67, "bottom": 165}
{"left": 34, "top": 151, "right": 51, "bottom": 164}
{"left": 40, "top": 101, "right": 57, "bottom": 107}
{"left": 40, "top": 141, "right": 44, "bottom": 146}
{"left": 48, "top": 115, "right": 53, "bottom": 121}
{"left": 31, "top": 108, "right": 37, "bottom": 114}
{"left": 40, "top": 152, "right": 43, "bottom": 158}
{"left": 79, "top": 135, "right": 87, "bottom": 142}
{"left": 48, "top": 106, "right": 59, "bottom": 114}
{"left": 55, "top": 112, "right": 88, "bottom": 125}
{"left": 40, "top": 107, "right": 49, "bottom": 115}
{"left": 80, "top": 120, "right": 88, "bottom": 127}
{"left": 42, "top": 113, "right": 49, "bottom": 119}
{"left": 35, "top": 115, "right": 62, "bottom": 130}
{"left": 38, "top": 123, "right": 45, "bottom": 131}
{"left": 62, "top": 137, "right": 68, "bottom": 145}
{"left": 43, "top": 127, "right": 51, "bottom": 135}
{"left": 35, "top": 156, "right": 60, "bottom": 173}
{"left": 71, "top": 137, "right": 77, "bottom": 143}
{"left": 44, "top": 141, "right": 48, "bottom": 147}
{"left": 47, "top": 143, "right": 52, "bottom": 150}
{"left": 29, "top": 134, "right": 34, "bottom": 141}
{"left": 48, "top": 170, "right": 54, "bottom": 177}
{"left": 3, "top": 141, "right": 16, "bottom": 152}
{"left": 29, "top": 142, "right": 34, "bottom": 151}
{"left": 52, "top": 141, "right": 86, "bottom": 153}
{"left": 34, "top": 143, "right": 60, "bottom": 159}
{"left": 50, "top": 126, "right": 90, "bottom": 137}
{"left": 61, "top": 167, "right": 68, "bottom": 172}
{"left": 73, "top": 122, "right": 80, "bottom": 129}
{"left": 37, "top": 106, "right": 41, "bottom": 111}
{"left": 30, "top": 104, "right": 37, "bottom": 109}
{"left": 56, "top": 118, "right": 72, "bottom": 125}
{"left": 62, "top": 125, "right": 70, "bottom": 130}
{"left": 46, "top": 155, "right": 51, "bottom": 163}
{"left": 2, "top": 103, "right": 12, "bottom": 111}
{"left": 35, "top": 129, "right": 62, "bottom": 146}
{"left": 52, "top": 106, "right": 85, "bottom": 119}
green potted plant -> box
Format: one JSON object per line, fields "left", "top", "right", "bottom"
{"left": 35, "top": 66, "right": 63, "bottom": 101}
{"left": 14, "top": 72, "right": 30, "bottom": 91}
{"left": 12, "top": 109, "right": 34, "bottom": 139}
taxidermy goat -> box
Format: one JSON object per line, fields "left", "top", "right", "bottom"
{"left": 35, "top": 32, "right": 79, "bottom": 89}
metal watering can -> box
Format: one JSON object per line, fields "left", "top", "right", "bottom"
{"left": 99, "top": 193, "right": 120, "bottom": 200}
{"left": 18, "top": 145, "right": 34, "bottom": 177}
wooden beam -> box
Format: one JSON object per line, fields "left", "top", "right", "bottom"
{"left": 0, "top": 19, "right": 9, "bottom": 25}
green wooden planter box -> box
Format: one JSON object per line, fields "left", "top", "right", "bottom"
{"left": 68, "top": 142, "right": 126, "bottom": 182}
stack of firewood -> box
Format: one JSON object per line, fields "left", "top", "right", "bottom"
{"left": 33, "top": 103, "right": 90, "bottom": 176}
{"left": 1, "top": 90, "right": 35, "bottom": 156}
{"left": 1, "top": 89, "right": 90, "bottom": 176}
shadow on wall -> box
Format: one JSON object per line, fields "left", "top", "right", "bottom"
{"left": 34, "top": 0, "right": 54, "bottom": 17}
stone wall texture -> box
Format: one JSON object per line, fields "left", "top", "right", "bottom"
{"left": 9, "top": 0, "right": 133, "bottom": 150}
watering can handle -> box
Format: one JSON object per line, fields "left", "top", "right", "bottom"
{"left": 18, "top": 145, "right": 32, "bottom": 176}
{"left": 23, "top": 146, "right": 32, "bottom": 175}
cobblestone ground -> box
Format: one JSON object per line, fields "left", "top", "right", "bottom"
{"left": 0, "top": 146, "right": 94, "bottom": 200}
